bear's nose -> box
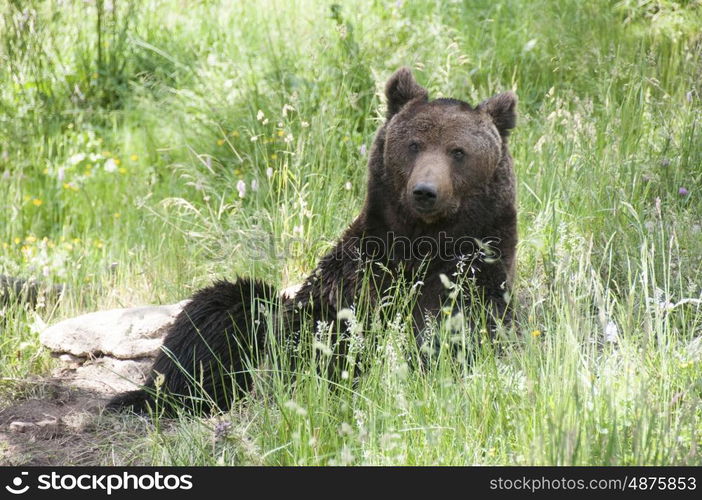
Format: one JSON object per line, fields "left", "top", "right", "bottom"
{"left": 412, "top": 183, "right": 438, "bottom": 210}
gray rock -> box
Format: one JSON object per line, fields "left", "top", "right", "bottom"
{"left": 69, "top": 357, "right": 155, "bottom": 394}
{"left": 40, "top": 301, "right": 188, "bottom": 360}
{"left": 55, "top": 353, "right": 84, "bottom": 367}
{"left": 9, "top": 417, "right": 61, "bottom": 438}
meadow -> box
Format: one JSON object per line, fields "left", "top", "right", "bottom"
{"left": 0, "top": 0, "right": 700, "bottom": 465}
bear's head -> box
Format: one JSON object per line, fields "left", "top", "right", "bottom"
{"left": 377, "top": 67, "right": 517, "bottom": 229}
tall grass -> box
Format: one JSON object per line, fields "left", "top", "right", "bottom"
{"left": 0, "top": 0, "right": 700, "bottom": 465}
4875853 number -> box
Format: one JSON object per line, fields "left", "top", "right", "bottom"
{"left": 627, "top": 476, "right": 696, "bottom": 491}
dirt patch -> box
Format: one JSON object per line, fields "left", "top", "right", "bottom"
{"left": 0, "top": 380, "right": 109, "bottom": 465}
{"left": 0, "top": 300, "right": 191, "bottom": 465}
{"left": 0, "top": 361, "right": 151, "bottom": 466}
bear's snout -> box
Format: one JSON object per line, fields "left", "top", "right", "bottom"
{"left": 406, "top": 153, "right": 454, "bottom": 219}
{"left": 411, "top": 183, "right": 438, "bottom": 211}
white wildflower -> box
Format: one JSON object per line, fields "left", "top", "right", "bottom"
{"left": 604, "top": 321, "right": 619, "bottom": 343}
{"left": 523, "top": 38, "right": 537, "bottom": 52}
{"left": 283, "top": 400, "right": 307, "bottom": 417}
{"left": 340, "top": 446, "right": 354, "bottom": 465}
{"left": 313, "top": 340, "right": 332, "bottom": 356}
{"left": 337, "top": 308, "right": 355, "bottom": 321}
{"left": 439, "top": 273, "right": 455, "bottom": 289}
{"left": 104, "top": 158, "right": 117, "bottom": 173}
{"left": 68, "top": 153, "right": 85, "bottom": 165}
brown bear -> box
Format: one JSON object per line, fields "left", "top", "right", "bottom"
{"left": 107, "top": 68, "right": 517, "bottom": 414}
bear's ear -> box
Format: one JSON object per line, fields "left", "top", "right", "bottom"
{"left": 478, "top": 91, "right": 518, "bottom": 137}
{"left": 385, "top": 67, "right": 428, "bottom": 119}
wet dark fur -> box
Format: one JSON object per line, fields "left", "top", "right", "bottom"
{"left": 107, "top": 68, "right": 518, "bottom": 414}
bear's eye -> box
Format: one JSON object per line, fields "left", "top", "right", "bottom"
{"left": 408, "top": 141, "right": 420, "bottom": 153}
{"left": 451, "top": 148, "right": 465, "bottom": 161}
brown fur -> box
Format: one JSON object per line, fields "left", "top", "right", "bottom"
{"left": 107, "top": 68, "right": 518, "bottom": 414}
{"left": 293, "top": 68, "right": 518, "bottom": 333}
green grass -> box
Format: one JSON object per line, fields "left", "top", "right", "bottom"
{"left": 1, "top": 0, "right": 701, "bottom": 465}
